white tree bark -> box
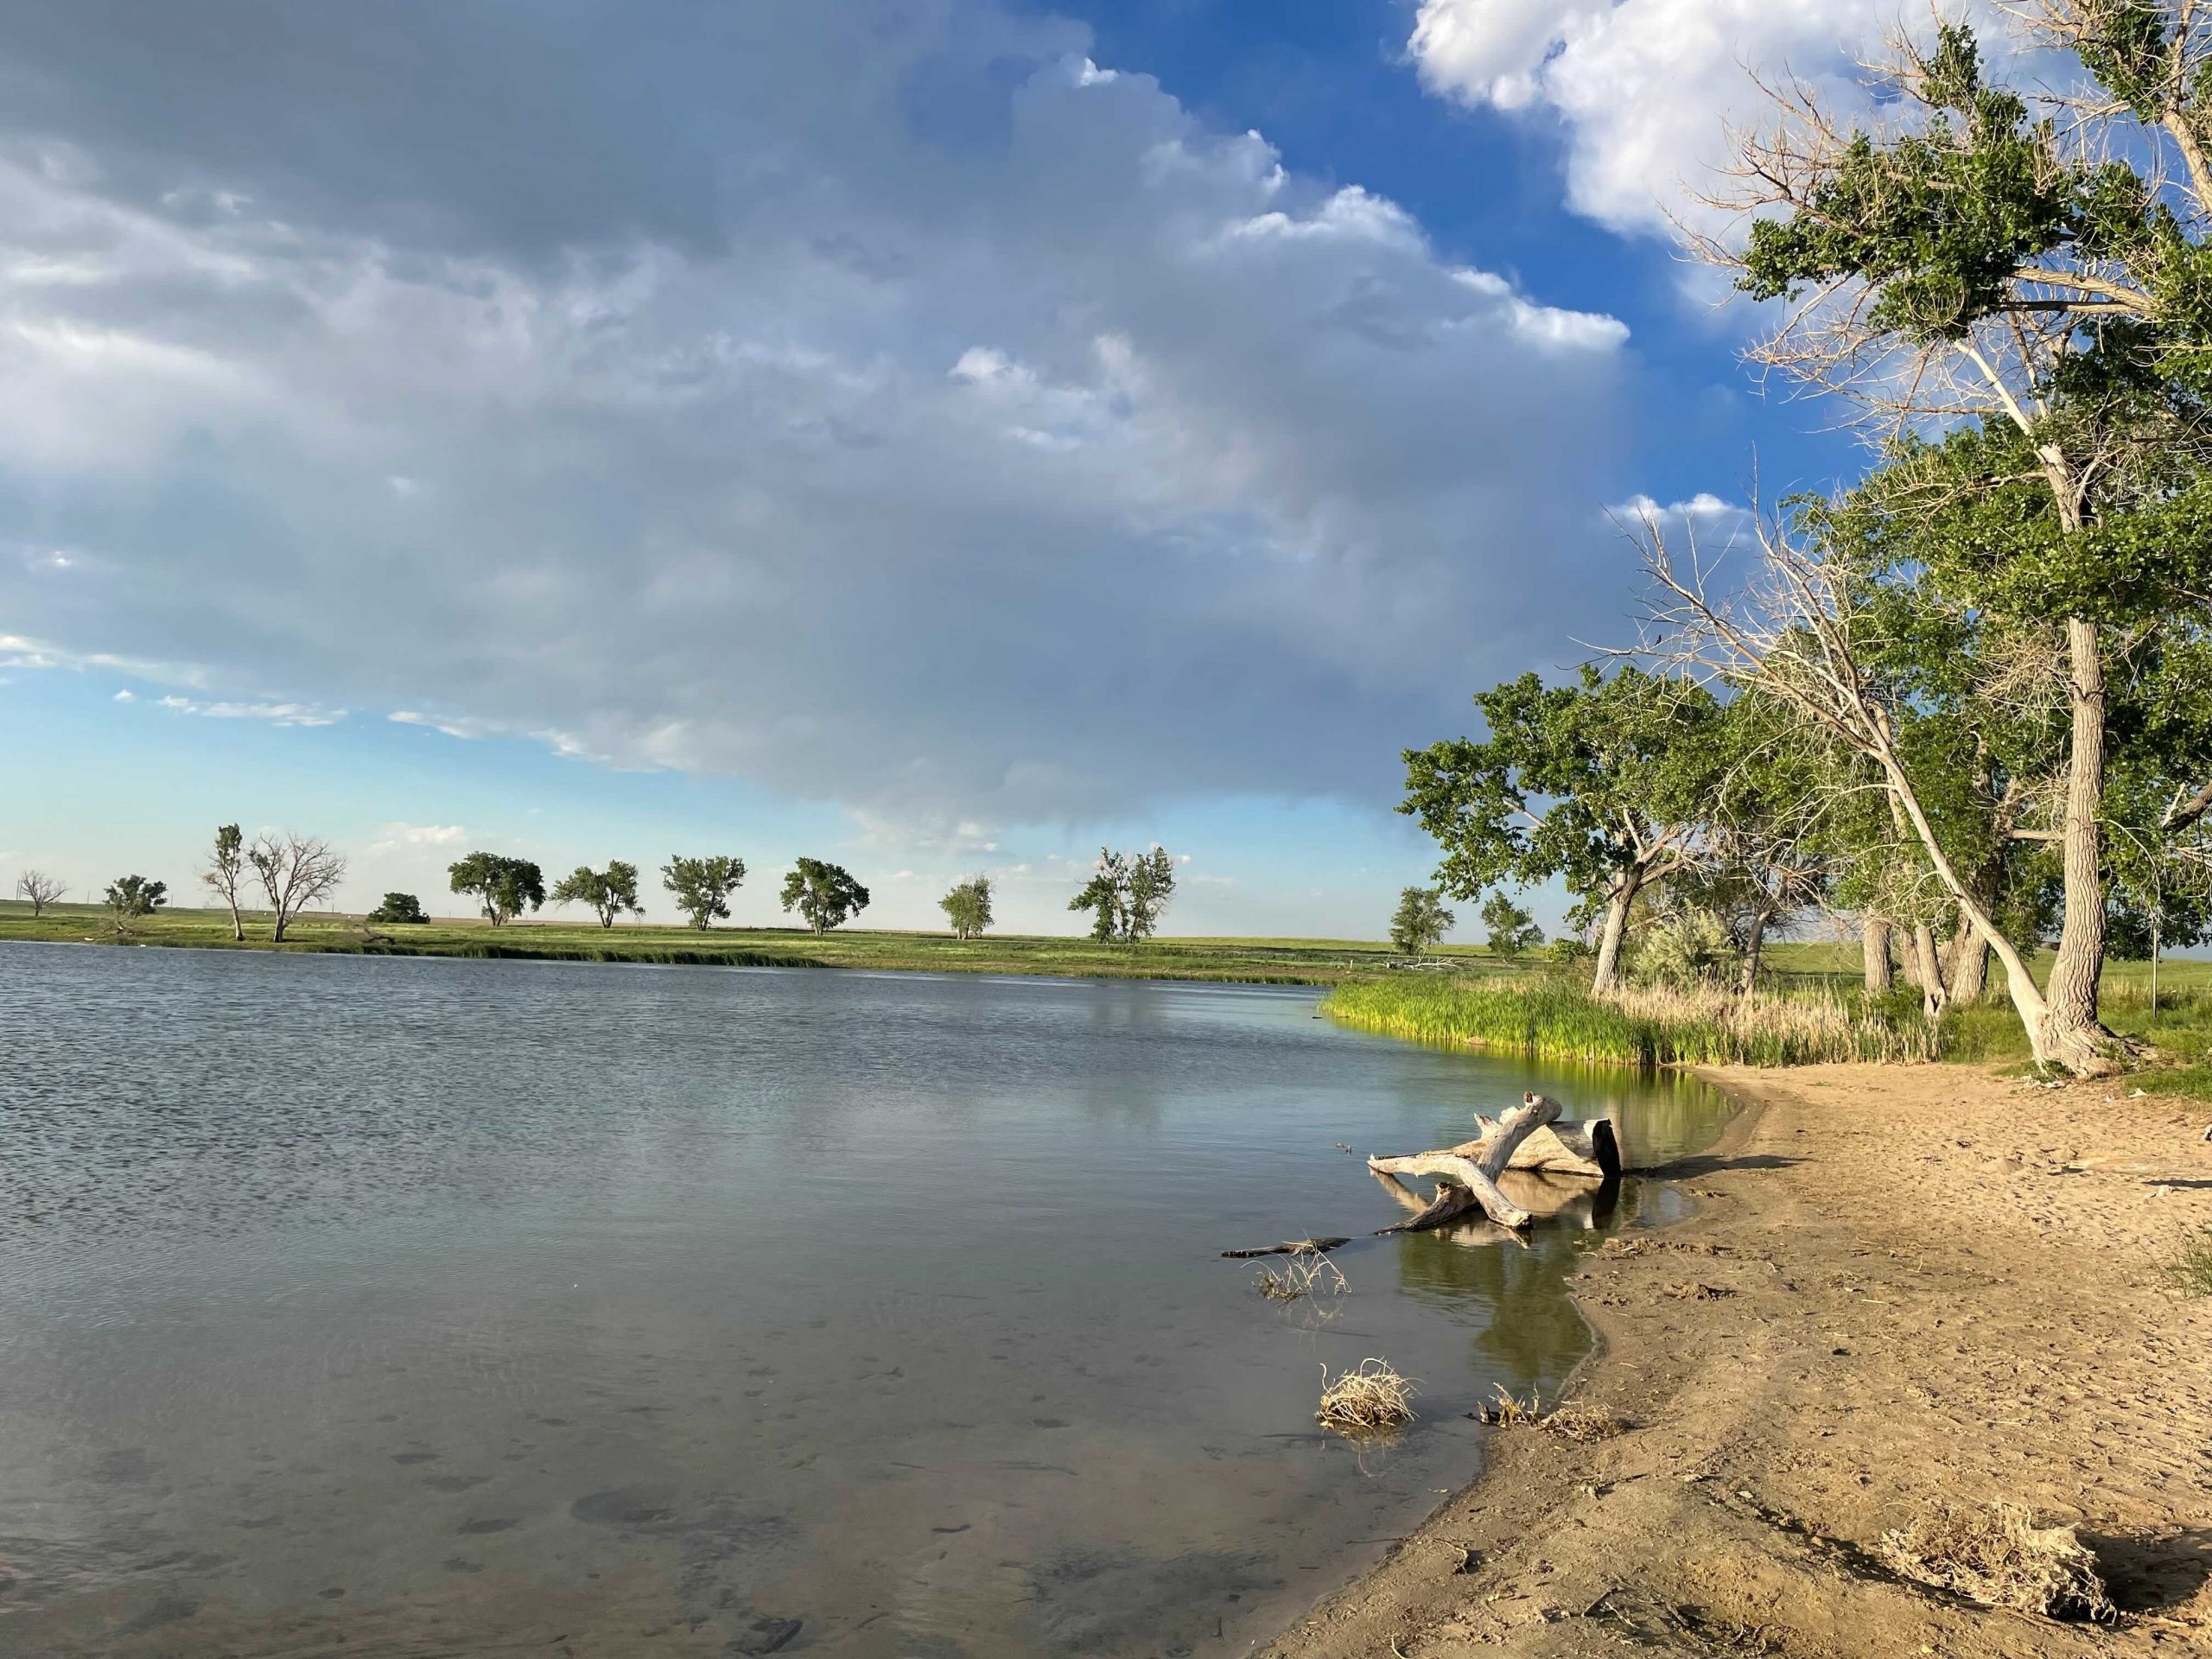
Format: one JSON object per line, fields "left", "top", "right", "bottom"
{"left": 1367, "top": 1091, "right": 1569, "bottom": 1230}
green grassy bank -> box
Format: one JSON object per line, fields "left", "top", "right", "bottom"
{"left": 0, "top": 900, "right": 1512, "bottom": 986}
{"left": 1323, "top": 954, "right": 2212, "bottom": 1080}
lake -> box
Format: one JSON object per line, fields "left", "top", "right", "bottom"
{"left": 0, "top": 942, "right": 1731, "bottom": 1657}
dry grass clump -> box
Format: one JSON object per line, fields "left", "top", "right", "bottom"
{"left": 1476, "top": 1384, "right": 1543, "bottom": 1427}
{"left": 1878, "top": 1502, "right": 2114, "bottom": 1622}
{"left": 1541, "top": 1402, "right": 1625, "bottom": 1444}
{"left": 1475, "top": 1387, "right": 1622, "bottom": 1442}
{"left": 1316, "top": 1359, "right": 1416, "bottom": 1435}
{"left": 1255, "top": 1249, "right": 1348, "bottom": 1303}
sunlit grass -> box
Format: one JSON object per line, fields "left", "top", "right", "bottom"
{"left": 0, "top": 899, "right": 1519, "bottom": 986}
{"left": 1322, "top": 974, "right": 1938, "bottom": 1067}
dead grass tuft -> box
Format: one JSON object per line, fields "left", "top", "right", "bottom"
{"left": 1878, "top": 1502, "right": 2114, "bottom": 1622}
{"left": 1255, "top": 1249, "right": 1349, "bottom": 1304}
{"left": 1475, "top": 1387, "right": 1622, "bottom": 1442}
{"left": 1316, "top": 1359, "right": 1416, "bottom": 1435}
{"left": 1541, "top": 1402, "right": 1625, "bottom": 1444}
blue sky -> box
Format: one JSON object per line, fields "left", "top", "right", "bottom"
{"left": 0, "top": 0, "right": 1910, "bottom": 936}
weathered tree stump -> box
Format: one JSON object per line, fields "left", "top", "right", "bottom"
{"left": 1366, "top": 1093, "right": 1616, "bottom": 1230}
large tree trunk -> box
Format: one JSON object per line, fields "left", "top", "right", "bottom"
{"left": 1589, "top": 867, "right": 1642, "bottom": 995}
{"left": 1908, "top": 922, "right": 1948, "bottom": 1020}
{"left": 2042, "top": 618, "right": 2120, "bottom": 1073}
{"left": 1943, "top": 914, "right": 1989, "bottom": 1006}
{"left": 1738, "top": 908, "right": 1774, "bottom": 997}
{"left": 1862, "top": 918, "right": 1894, "bottom": 995}
{"left": 228, "top": 900, "right": 243, "bottom": 942}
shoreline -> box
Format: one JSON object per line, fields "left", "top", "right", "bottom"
{"left": 1263, "top": 1063, "right": 2212, "bottom": 1657}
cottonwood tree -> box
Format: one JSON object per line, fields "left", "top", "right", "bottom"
{"left": 1697, "top": 9, "right": 2212, "bottom": 1067}
{"left": 781, "top": 858, "right": 868, "bottom": 934}
{"left": 251, "top": 832, "right": 347, "bottom": 942}
{"left": 1634, "top": 503, "right": 2131, "bottom": 1070}
{"left": 200, "top": 823, "right": 248, "bottom": 940}
{"left": 1068, "top": 847, "right": 1176, "bottom": 943}
{"left": 368, "top": 892, "right": 429, "bottom": 924}
{"left": 14, "top": 869, "right": 64, "bottom": 916}
{"left": 553, "top": 861, "right": 645, "bottom": 929}
{"left": 661, "top": 855, "right": 745, "bottom": 930}
{"left": 104, "top": 874, "right": 166, "bottom": 934}
{"left": 448, "top": 852, "right": 545, "bottom": 927}
{"left": 940, "top": 874, "right": 994, "bottom": 940}
{"left": 1389, "top": 886, "right": 1454, "bottom": 955}
{"left": 1402, "top": 665, "right": 1722, "bottom": 994}
{"left": 1478, "top": 893, "right": 1541, "bottom": 961}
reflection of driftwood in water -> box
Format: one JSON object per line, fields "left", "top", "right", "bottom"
{"left": 1368, "top": 1094, "right": 1620, "bottom": 1231}
{"left": 1370, "top": 1166, "right": 1612, "bottom": 1243}
{"left": 1219, "top": 1236, "right": 1350, "bottom": 1260}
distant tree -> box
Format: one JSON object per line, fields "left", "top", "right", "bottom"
{"left": 1402, "top": 666, "right": 1721, "bottom": 995}
{"left": 104, "top": 874, "right": 166, "bottom": 934}
{"left": 940, "top": 874, "right": 994, "bottom": 941}
{"left": 1478, "top": 893, "right": 1542, "bottom": 961}
{"left": 448, "top": 852, "right": 545, "bottom": 927}
{"left": 1389, "top": 887, "right": 1454, "bottom": 956}
{"left": 251, "top": 832, "right": 348, "bottom": 942}
{"left": 1069, "top": 849, "right": 1129, "bottom": 942}
{"left": 553, "top": 861, "right": 645, "bottom": 929}
{"left": 368, "top": 892, "right": 429, "bottom": 925}
{"left": 1069, "top": 846, "right": 1176, "bottom": 944}
{"left": 199, "top": 823, "right": 248, "bottom": 940}
{"left": 660, "top": 855, "right": 746, "bottom": 930}
{"left": 14, "top": 869, "right": 64, "bottom": 917}
{"left": 1126, "top": 847, "right": 1175, "bottom": 942}
{"left": 781, "top": 857, "right": 869, "bottom": 934}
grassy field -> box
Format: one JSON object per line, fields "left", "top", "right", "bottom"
{"left": 0, "top": 899, "right": 1515, "bottom": 985}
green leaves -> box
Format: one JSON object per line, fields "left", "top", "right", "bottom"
{"left": 779, "top": 857, "right": 868, "bottom": 935}
{"left": 1401, "top": 664, "right": 1722, "bottom": 905}
{"left": 448, "top": 852, "right": 546, "bottom": 926}
{"left": 1068, "top": 846, "right": 1175, "bottom": 943}
{"left": 661, "top": 855, "right": 746, "bottom": 931}
{"left": 552, "top": 861, "right": 645, "bottom": 928}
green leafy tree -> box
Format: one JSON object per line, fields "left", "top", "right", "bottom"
{"left": 940, "top": 874, "right": 994, "bottom": 941}
{"left": 105, "top": 874, "right": 166, "bottom": 935}
{"left": 368, "top": 892, "right": 429, "bottom": 925}
{"left": 1478, "top": 892, "right": 1541, "bottom": 961}
{"left": 448, "top": 852, "right": 545, "bottom": 927}
{"left": 1389, "top": 886, "right": 1454, "bottom": 956}
{"left": 1068, "top": 846, "right": 1176, "bottom": 944}
{"left": 1701, "top": 10, "right": 2212, "bottom": 1069}
{"left": 781, "top": 858, "right": 868, "bottom": 934}
{"left": 1637, "top": 908, "right": 1738, "bottom": 989}
{"left": 1402, "top": 665, "right": 1722, "bottom": 994}
{"left": 553, "top": 861, "right": 645, "bottom": 929}
{"left": 200, "top": 823, "right": 247, "bottom": 940}
{"left": 660, "top": 855, "right": 745, "bottom": 930}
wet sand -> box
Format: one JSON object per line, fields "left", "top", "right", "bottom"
{"left": 1264, "top": 1064, "right": 2212, "bottom": 1657}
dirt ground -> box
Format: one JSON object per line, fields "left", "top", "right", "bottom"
{"left": 1262, "top": 1065, "right": 2212, "bottom": 1658}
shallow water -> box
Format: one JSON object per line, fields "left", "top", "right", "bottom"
{"left": 0, "top": 942, "right": 1731, "bottom": 1657}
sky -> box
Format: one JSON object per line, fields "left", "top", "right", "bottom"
{"left": 0, "top": 0, "right": 1965, "bottom": 937}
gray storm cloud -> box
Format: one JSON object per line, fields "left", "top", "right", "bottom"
{"left": 0, "top": 0, "right": 1635, "bottom": 829}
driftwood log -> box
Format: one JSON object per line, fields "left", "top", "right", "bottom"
{"left": 1367, "top": 1093, "right": 1618, "bottom": 1231}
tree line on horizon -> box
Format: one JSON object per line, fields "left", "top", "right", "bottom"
{"left": 1397, "top": 11, "right": 2212, "bottom": 1077}
{"left": 15, "top": 837, "right": 1179, "bottom": 947}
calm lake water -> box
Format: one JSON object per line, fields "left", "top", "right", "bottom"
{"left": 0, "top": 943, "right": 1732, "bottom": 1658}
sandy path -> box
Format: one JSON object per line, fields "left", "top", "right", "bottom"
{"left": 1263, "top": 1065, "right": 2212, "bottom": 1657}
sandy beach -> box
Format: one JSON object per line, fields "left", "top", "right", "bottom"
{"left": 1266, "top": 1065, "right": 2212, "bottom": 1657}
